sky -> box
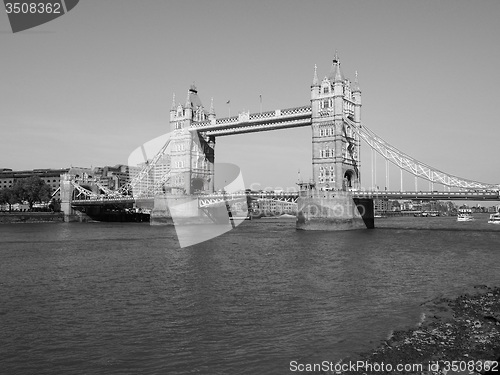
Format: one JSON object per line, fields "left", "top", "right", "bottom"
{"left": 1, "top": 0, "right": 500, "bottom": 192}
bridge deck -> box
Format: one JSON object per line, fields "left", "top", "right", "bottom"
{"left": 352, "top": 191, "right": 500, "bottom": 200}
{"left": 189, "top": 106, "right": 312, "bottom": 136}
{"left": 71, "top": 197, "right": 152, "bottom": 206}
{"left": 199, "top": 191, "right": 500, "bottom": 201}
{"left": 71, "top": 190, "right": 500, "bottom": 206}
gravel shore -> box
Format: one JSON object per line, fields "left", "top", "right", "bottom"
{"left": 329, "top": 285, "right": 500, "bottom": 375}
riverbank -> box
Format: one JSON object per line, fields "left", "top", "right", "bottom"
{"left": 329, "top": 285, "right": 500, "bottom": 374}
{"left": 0, "top": 212, "right": 64, "bottom": 223}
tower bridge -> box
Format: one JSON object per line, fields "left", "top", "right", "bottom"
{"left": 65, "top": 53, "right": 499, "bottom": 227}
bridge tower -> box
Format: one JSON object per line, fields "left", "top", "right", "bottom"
{"left": 310, "top": 52, "right": 361, "bottom": 191}
{"left": 168, "top": 85, "right": 215, "bottom": 194}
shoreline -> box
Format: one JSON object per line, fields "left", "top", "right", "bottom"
{"left": 329, "top": 285, "right": 500, "bottom": 374}
{"left": 0, "top": 212, "right": 64, "bottom": 224}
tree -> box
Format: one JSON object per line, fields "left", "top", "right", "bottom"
{"left": 0, "top": 187, "right": 18, "bottom": 211}
{"left": 12, "top": 176, "right": 52, "bottom": 210}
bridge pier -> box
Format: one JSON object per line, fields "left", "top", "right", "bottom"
{"left": 151, "top": 195, "right": 213, "bottom": 225}
{"left": 150, "top": 195, "right": 174, "bottom": 225}
{"left": 60, "top": 174, "right": 80, "bottom": 222}
{"left": 296, "top": 191, "right": 374, "bottom": 230}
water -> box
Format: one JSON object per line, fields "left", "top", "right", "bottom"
{"left": 1, "top": 215, "right": 500, "bottom": 375}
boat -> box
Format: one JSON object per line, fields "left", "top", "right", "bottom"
{"left": 488, "top": 206, "right": 500, "bottom": 224}
{"left": 457, "top": 208, "right": 474, "bottom": 222}
{"left": 488, "top": 214, "right": 500, "bottom": 224}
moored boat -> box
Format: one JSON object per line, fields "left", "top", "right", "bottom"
{"left": 457, "top": 208, "right": 474, "bottom": 222}
{"left": 488, "top": 214, "right": 500, "bottom": 224}
{"left": 488, "top": 206, "right": 500, "bottom": 224}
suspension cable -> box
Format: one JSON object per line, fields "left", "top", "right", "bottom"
{"left": 344, "top": 117, "right": 499, "bottom": 191}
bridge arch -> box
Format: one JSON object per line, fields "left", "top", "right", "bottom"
{"left": 191, "top": 177, "right": 205, "bottom": 193}
{"left": 344, "top": 169, "right": 356, "bottom": 189}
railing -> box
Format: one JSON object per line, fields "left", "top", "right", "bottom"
{"left": 351, "top": 190, "right": 500, "bottom": 200}
{"left": 279, "top": 106, "right": 312, "bottom": 116}
{"left": 201, "top": 117, "right": 312, "bottom": 136}
{"left": 72, "top": 196, "right": 136, "bottom": 203}
{"left": 190, "top": 105, "right": 312, "bottom": 132}
{"left": 248, "top": 110, "right": 280, "bottom": 121}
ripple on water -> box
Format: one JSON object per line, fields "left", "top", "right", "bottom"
{"left": 0, "top": 219, "right": 499, "bottom": 374}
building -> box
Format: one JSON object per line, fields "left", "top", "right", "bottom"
{"left": 373, "top": 198, "right": 389, "bottom": 214}
{"left": 0, "top": 168, "right": 70, "bottom": 200}
{"left": 93, "top": 164, "right": 135, "bottom": 190}
{"left": 257, "top": 198, "right": 296, "bottom": 216}
{"left": 0, "top": 165, "right": 135, "bottom": 202}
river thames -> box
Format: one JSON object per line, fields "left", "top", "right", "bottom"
{"left": 1, "top": 215, "right": 500, "bottom": 374}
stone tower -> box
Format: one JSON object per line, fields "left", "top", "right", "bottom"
{"left": 310, "top": 52, "right": 361, "bottom": 191}
{"left": 168, "top": 85, "right": 215, "bottom": 195}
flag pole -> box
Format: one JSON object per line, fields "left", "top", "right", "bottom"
{"left": 259, "top": 94, "right": 262, "bottom": 114}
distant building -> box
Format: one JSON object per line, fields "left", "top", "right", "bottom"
{"left": 257, "top": 198, "right": 296, "bottom": 216}
{"left": 0, "top": 155, "right": 193, "bottom": 206}
{"left": 93, "top": 164, "right": 135, "bottom": 190}
{"left": 373, "top": 198, "right": 389, "bottom": 213}
{"left": 0, "top": 168, "right": 70, "bottom": 200}
{"left": 488, "top": 205, "right": 499, "bottom": 213}
{"left": 0, "top": 165, "right": 138, "bottom": 201}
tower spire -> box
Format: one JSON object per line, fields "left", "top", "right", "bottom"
{"left": 333, "top": 51, "right": 343, "bottom": 82}
{"left": 333, "top": 49, "right": 339, "bottom": 64}
{"left": 185, "top": 90, "right": 191, "bottom": 108}
{"left": 209, "top": 97, "right": 215, "bottom": 115}
{"left": 312, "top": 64, "right": 319, "bottom": 87}
{"left": 328, "top": 50, "right": 343, "bottom": 81}
{"left": 171, "top": 93, "right": 176, "bottom": 110}
{"left": 352, "top": 70, "right": 361, "bottom": 92}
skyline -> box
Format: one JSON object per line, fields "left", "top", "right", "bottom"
{"left": 1, "top": 0, "right": 500, "bottom": 191}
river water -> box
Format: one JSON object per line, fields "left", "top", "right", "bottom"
{"left": 1, "top": 214, "right": 500, "bottom": 374}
